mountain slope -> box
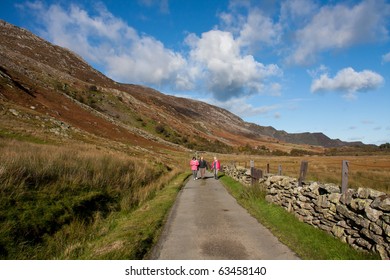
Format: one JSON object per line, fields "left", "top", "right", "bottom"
{"left": 0, "top": 20, "right": 362, "bottom": 153}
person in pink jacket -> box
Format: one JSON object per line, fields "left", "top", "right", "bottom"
{"left": 211, "top": 156, "right": 221, "bottom": 179}
{"left": 190, "top": 156, "right": 199, "bottom": 180}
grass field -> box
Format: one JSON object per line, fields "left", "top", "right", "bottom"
{"left": 219, "top": 155, "right": 390, "bottom": 194}
{"left": 0, "top": 138, "right": 183, "bottom": 259}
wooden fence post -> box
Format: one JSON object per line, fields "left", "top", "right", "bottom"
{"left": 250, "top": 160, "right": 254, "bottom": 186}
{"left": 341, "top": 160, "right": 349, "bottom": 193}
{"left": 278, "top": 165, "right": 282, "bottom": 175}
{"left": 266, "top": 163, "right": 270, "bottom": 174}
{"left": 298, "top": 161, "right": 308, "bottom": 187}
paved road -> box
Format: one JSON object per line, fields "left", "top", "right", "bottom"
{"left": 151, "top": 172, "right": 300, "bottom": 260}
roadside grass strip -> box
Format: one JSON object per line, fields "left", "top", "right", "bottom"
{"left": 220, "top": 175, "right": 379, "bottom": 260}
{"left": 65, "top": 172, "right": 190, "bottom": 260}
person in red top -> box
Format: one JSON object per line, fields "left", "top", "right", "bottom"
{"left": 190, "top": 156, "right": 199, "bottom": 180}
{"left": 211, "top": 156, "right": 221, "bottom": 179}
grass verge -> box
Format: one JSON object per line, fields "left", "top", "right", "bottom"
{"left": 51, "top": 172, "right": 191, "bottom": 259}
{"left": 219, "top": 174, "right": 380, "bottom": 260}
{"left": 0, "top": 138, "right": 190, "bottom": 259}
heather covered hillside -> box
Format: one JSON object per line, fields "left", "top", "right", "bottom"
{"left": 1, "top": 20, "right": 369, "bottom": 156}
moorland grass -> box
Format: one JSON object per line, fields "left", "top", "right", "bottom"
{"left": 223, "top": 155, "right": 390, "bottom": 194}
{"left": 220, "top": 175, "right": 380, "bottom": 260}
{"left": 37, "top": 172, "right": 190, "bottom": 259}
{"left": 0, "top": 139, "right": 181, "bottom": 259}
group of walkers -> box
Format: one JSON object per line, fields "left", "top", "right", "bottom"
{"left": 190, "top": 155, "right": 220, "bottom": 180}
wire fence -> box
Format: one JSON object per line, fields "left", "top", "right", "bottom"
{"left": 230, "top": 158, "right": 390, "bottom": 194}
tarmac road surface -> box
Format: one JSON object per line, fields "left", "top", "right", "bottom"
{"left": 151, "top": 172, "right": 300, "bottom": 260}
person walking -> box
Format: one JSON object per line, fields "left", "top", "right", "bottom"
{"left": 211, "top": 156, "right": 220, "bottom": 179}
{"left": 190, "top": 156, "right": 199, "bottom": 180}
{"left": 198, "top": 156, "right": 208, "bottom": 179}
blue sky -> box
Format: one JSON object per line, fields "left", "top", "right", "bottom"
{"left": 1, "top": 0, "right": 390, "bottom": 145}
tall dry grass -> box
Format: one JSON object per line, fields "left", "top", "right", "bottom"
{"left": 0, "top": 139, "right": 173, "bottom": 259}
{"left": 224, "top": 155, "right": 390, "bottom": 193}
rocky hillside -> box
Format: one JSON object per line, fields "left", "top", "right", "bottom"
{"left": 0, "top": 20, "right": 363, "bottom": 154}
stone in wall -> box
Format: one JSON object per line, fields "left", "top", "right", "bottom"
{"left": 340, "top": 189, "right": 355, "bottom": 205}
{"left": 365, "top": 207, "right": 382, "bottom": 222}
{"left": 371, "top": 196, "right": 390, "bottom": 211}
{"left": 332, "top": 225, "right": 345, "bottom": 238}
{"left": 369, "top": 222, "right": 383, "bottom": 235}
{"left": 318, "top": 184, "right": 340, "bottom": 194}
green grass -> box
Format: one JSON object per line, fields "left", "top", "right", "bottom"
{"left": 219, "top": 175, "right": 380, "bottom": 260}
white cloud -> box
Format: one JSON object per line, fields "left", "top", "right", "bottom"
{"left": 23, "top": 1, "right": 283, "bottom": 100}
{"left": 269, "top": 83, "right": 282, "bottom": 96}
{"left": 138, "top": 0, "right": 170, "bottom": 14}
{"left": 280, "top": 0, "right": 317, "bottom": 23}
{"left": 219, "top": 7, "right": 281, "bottom": 50}
{"left": 186, "top": 30, "right": 281, "bottom": 100}
{"left": 383, "top": 52, "right": 390, "bottom": 63}
{"left": 213, "top": 97, "right": 280, "bottom": 118}
{"left": 307, "top": 64, "right": 329, "bottom": 78}
{"left": 24, "top": 1, "right": 185, "bottom": 88}
{"left": 288, "top": 0, "right": 390, "bottom": 65}
{"left": 238, "top": 8, "right": 282, "bottom": 49}
{"left": 105, "top": 37, "right": 187, "bottom": 86}
{"left": 311, "top": 67, "right": 384, "bottom": 99}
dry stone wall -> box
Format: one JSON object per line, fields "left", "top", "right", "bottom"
{"left": 222, "top": 165, "right": 390, "bottom": 259}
